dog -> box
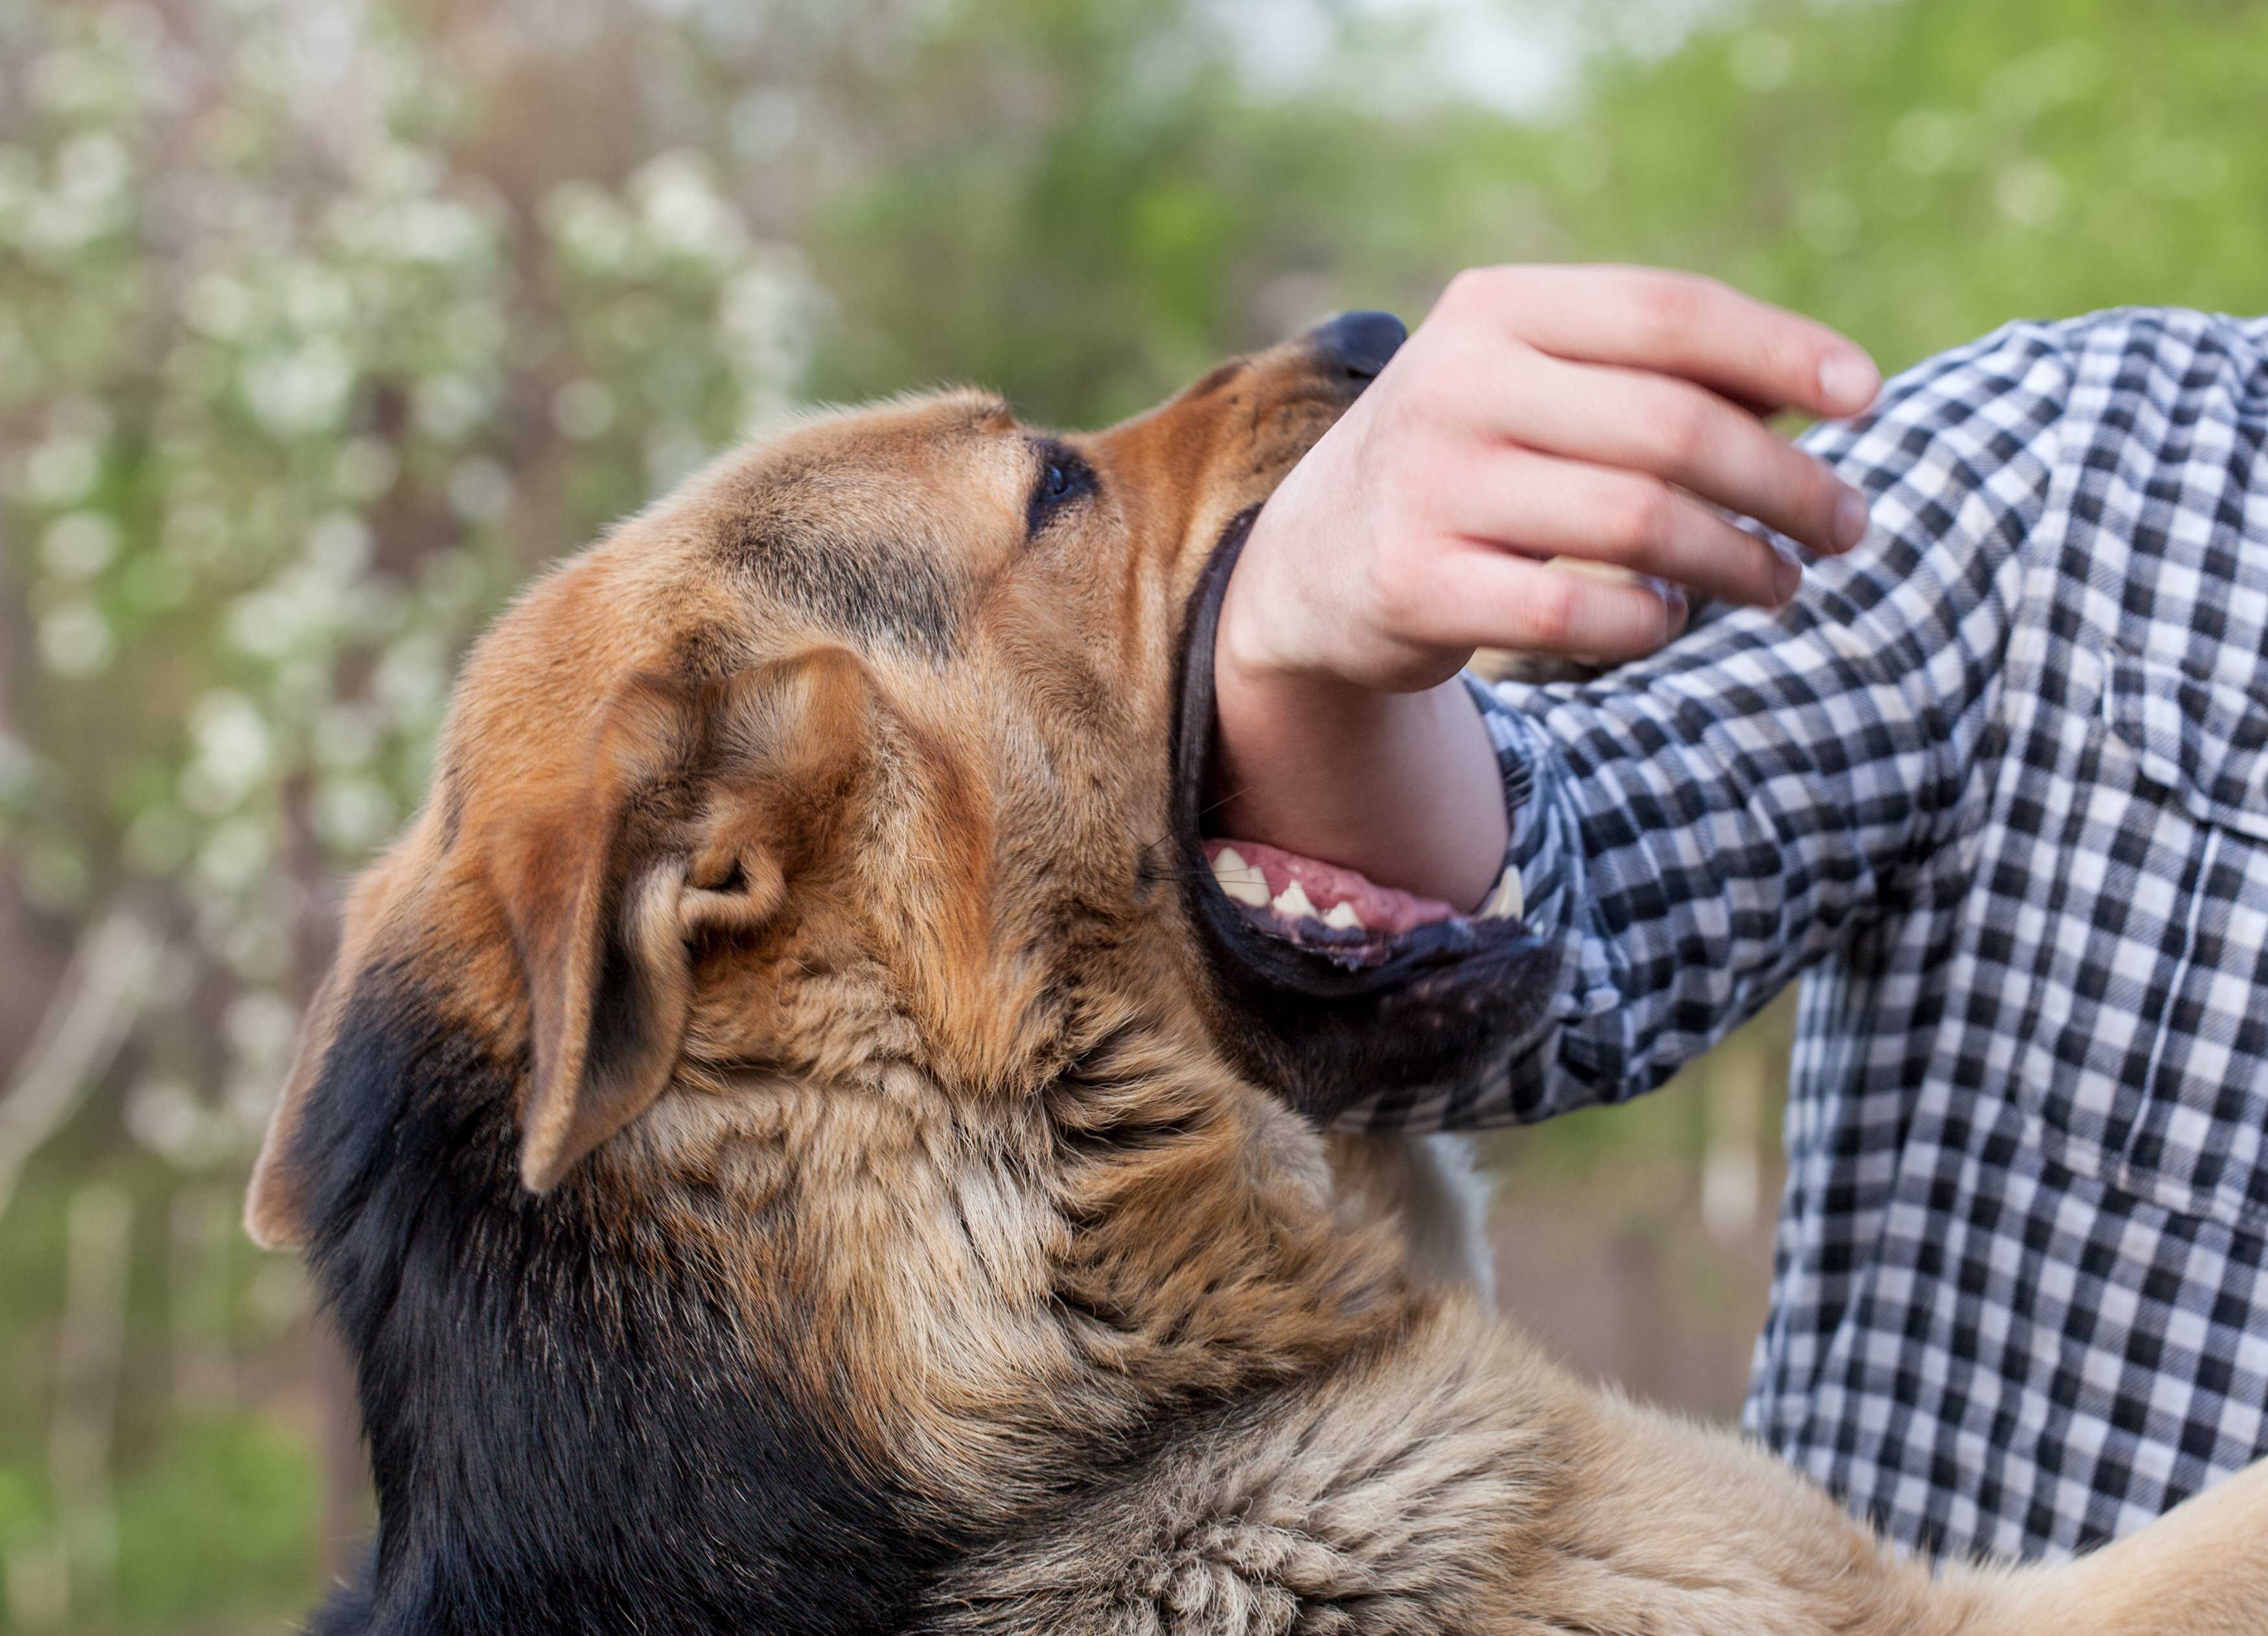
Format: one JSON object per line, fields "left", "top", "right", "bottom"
{"left": 246, "top": 314, "right": 2268, "bottom": 1633}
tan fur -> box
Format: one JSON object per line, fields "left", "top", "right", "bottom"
{"left": 251, "top": 340, "right": 2268, "bottom": 1633}
{"left": 1324, "top": 1132, "right": 1497, "bottom": 1303}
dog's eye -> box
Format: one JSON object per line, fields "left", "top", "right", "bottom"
{"left": 1026, "top": 441, "right": 1096, "bottom": 536}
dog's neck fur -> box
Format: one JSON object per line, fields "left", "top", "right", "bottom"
{"left": 296, "top": 966, "right": 1428, "bottom": 1635}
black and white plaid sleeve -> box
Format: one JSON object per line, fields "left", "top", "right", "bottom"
{"left": 1348, "top": 319, "right": 2073, "bottom": 1130}
{"left": 1345, "top": 308, "right": 2268, "bottom": 1568}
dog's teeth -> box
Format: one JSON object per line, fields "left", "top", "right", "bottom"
{"left": 1210, "top": 847, "right": 1271, "bottom": 907}
{"left": 1478, "top": 865, "right": 1524, "bottom": 921}
{"left": 1270, "top": 881, "right": 1321, "bottom": 922}
{"left": 1322, "top": 901, "right": 1363, "bottom": 929}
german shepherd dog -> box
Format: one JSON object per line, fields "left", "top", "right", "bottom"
{"left": 248, "top": 315, "right": 2268, "bottom": 1633}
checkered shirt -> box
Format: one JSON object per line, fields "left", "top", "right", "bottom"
{"left": 1345, "top": 309, "right": 2268, "bottom": 1563}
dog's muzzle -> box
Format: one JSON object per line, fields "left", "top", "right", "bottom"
{"left": 1168, "top": 509, "right": 1564, "bottom": 1126}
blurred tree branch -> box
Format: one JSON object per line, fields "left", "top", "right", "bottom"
{"left": 0, "top": 904, "right": 159, "bottom": 1222}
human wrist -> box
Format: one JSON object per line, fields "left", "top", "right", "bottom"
{"left": 1209, "top": 659, "right": 1509, "bottom": 914}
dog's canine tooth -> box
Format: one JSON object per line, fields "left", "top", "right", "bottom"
{"left": 1477, "top": 865, "right": 1523, "bottom": 922}
{"left": 1322, "top": 900, "right": 1363, "bottom": 930}
{"left": 1211, "top": 847, "right": 1271, "bottom": 907}
{"left": 1270, "top": 880, "right": 1321, "bottom": 922}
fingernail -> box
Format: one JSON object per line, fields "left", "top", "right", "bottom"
{"left": 1818, "top": 349, "right": 1879, "bottom": 414}
{"left": 1833, "top": 485, "right": 1870, "bottom": 550}
{"left": 1772, "top": 547, "right": 1803, "bottom": 604}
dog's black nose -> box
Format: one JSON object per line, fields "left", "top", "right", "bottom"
{"left": 1306, "top": 310, "right": 1406, "bottom": 380}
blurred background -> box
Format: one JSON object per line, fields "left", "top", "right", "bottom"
{"left": 1, "top": 0, "right": 2264, "bottom": 1626}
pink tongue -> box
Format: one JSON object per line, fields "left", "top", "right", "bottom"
{"left": 1203, "top": 837, "right": 1459, "bottom": 937}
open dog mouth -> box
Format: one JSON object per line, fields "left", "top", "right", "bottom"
{"left": 1168, "top": 507, "right": 1559, "bottom": 1119}
{"left": 1201, "top": 836, "right": 1522, "bottom": 950}
{"left": 1169, "top": 514, "right": 1538, "bottom": 991}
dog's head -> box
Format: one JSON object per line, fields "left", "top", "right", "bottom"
{"left": 248, "top": 313, "right": 1554, "bottom": 1248}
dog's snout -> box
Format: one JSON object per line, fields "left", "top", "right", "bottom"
{"left": 1306, "top": 310, "right": 1406, "bottom": 382}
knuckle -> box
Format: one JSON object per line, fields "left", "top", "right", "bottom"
{"left": 1654, "top": 393, "right": 1713, "bottom": 467}
{"left": 1520, "top": 577, "right": 1578, "bottom": 650}
{"left": 1635, "top": 271, "right": 1703, "bottom": 332}
{"left": 1628, "top": 269, "right": 1741, "bottom": 353}
{"left": 1760, "top": 329, "right": 1819, "bottom": 397}
{"left": 1438, "top": 267, "right": 1496, "bottom": 319}
{"left": 1610, "top": 480, "right": 1675, "bottom": 550}
{"left": 1437, "top": 264, "right": 1527, "bottom": 331}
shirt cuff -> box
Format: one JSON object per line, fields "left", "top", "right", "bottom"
{"left": 1461, "top": 671, "right": 1619, "bottom": 1025}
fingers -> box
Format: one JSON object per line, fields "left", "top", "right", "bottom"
{"left": 1429, "top": 445, "right": 1799, "bottom": 609}
{"left": 1409, "top": 544, "right": 1687, "bottom": 662}
{"left": 1435, "top": 264, "right": 1881, "bottom": 420}
{"left": 1223, "top": 263, "right": 1881, "bottom": 693}
{"left": 1479, "top": 345, "right": 1869, "bottom": 556}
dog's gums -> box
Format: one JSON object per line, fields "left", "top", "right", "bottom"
{"left": 1203, "top": 837, "right": 1521, "bottom": 938}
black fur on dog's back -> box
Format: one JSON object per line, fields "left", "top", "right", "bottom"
{"left": 292, "top": 971, "right": 956, "bottom": 1634}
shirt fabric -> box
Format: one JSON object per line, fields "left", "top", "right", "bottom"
{"left": 1343, "top": 308, "right": 2268, "bottom": 1564}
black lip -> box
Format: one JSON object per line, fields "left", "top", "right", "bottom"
{"left": 1168, "top": 513, "right": 1564, "bottom": 1123}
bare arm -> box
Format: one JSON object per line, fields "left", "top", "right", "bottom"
{"left": 1212, "top": 266, "right": 1881, "bottom": 909}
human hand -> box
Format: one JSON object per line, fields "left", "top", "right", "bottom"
{"left": 1211, "top": 266, "right": 1880, "bottom": 911}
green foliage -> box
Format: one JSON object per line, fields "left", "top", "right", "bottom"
{"left": 802, "top": 3, "right": 1480, "bottom": 423}
{"left": 0, "top": 1151, "right": 316, "bottom": 1633}
{"left": 807, "top": 0, "right": 2268, "bottom": 428}
{"left": 802, "top": 1, "right": 1249, "bottom": 419}
{"left": 0, "top": 0, "right": 814, "bottom": 1180}
{"left": 1518, "top": 0, "right": 2268, "bottom": 375}
{"left": 111, "top": 1414, "right": 316, "bottom": 1630}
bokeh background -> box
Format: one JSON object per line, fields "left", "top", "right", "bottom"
{"left": 1, "top": 0, "right": 2263, "bottom": 1626}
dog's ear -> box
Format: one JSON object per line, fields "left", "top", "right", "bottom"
{"left": 499, "top": 677, "right": 697, "bottom": 1194}
{"left": 244, "top": 683, "right": 700, "bottom": 1238}
{"left": 507, "top": 653, "right": 874, "bottom": 1193}
{"left": 244, "top": 953, "right": 354, "bottom": 1250}
{"left": 244, "top": 650, "right": 873, "bottom": 1233}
